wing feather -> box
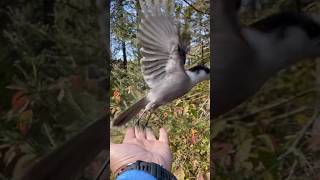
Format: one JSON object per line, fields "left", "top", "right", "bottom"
{"left": 140, "top": 48, "right": 168, "bottom": 57}
{"left": 144, "top": 70, "right": 166, "bottom": 82}
{"left": 138, "top": 0, "right": 187, "bottom": 88}
{"left": 142, "top": 64, "right": 167, "bottom": 75}
{"left": 142, "top": 59, "right": 168, "bottom": 67}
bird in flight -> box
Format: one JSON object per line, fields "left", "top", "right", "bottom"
{"left": 113, "top": 0, "right": 210, "bottom": 126}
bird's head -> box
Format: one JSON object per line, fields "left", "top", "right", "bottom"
{"left": 186, "top": 64, "right": 210, "bottom": 85}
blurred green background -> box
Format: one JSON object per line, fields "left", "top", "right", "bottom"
{"left": 0, "top": 0, "right": 106, "bottom": 179}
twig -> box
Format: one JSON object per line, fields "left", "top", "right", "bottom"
{"left": 43, "top": 123, "right": 57, "bottom": 148}
{"left": 285, "top": 160, "right": 297, "bottom": 180}
{"left": 182, "top": 0, "right": 207, "bottom": 14}
{"left": 221, "top": 89, "right": 315, "bottom": 122}
{"left": 267, "top": 106, "right": 309, "bottom": 124}
{"left": 65, "top": 0, "right": 83, "bottom": 13}
{"left": 278, "top": 110, "right": 318, "bottom": 160}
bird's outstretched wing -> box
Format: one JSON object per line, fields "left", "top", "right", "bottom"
{"left": 138, "top": 0, "right": 188, "bottom": 88}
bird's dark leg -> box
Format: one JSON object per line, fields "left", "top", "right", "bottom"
{"left": 136, "top": 108, "right": 147, "bottom": 126}
{"left": 144, "top": 112, "right": 152, "bottom": 127}
{"left": 141, "top": 104, "right": 156, "bottom": 128}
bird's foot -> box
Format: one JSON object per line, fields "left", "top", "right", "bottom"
{"left": 144, "top": 112, "right": 152, "bottom": 127}
{"left": 134, "top": 110, "right": 152, "bottom": 129}
{"left": 135, "top": 109, "right": 147, "bottom": 127}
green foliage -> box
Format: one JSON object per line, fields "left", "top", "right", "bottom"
{"left": 0, "top": 1, "right": 105, "bottom": 179}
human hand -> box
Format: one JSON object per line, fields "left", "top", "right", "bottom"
{"left": 110, "top": 126, "right": 172, "bottom": 174}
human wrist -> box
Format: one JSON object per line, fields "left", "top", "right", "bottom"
{"left": 116, "top": 160, "right": 176, "bottom": 180}
{"left": 112, "top": 156, "right": 153, "bottom": 175}
{"left": 112, "top": 153, "right": 171, "bottom": 174}
{"left": 111, "top": 157, "right": 139, "bottom": 175}
{"left": 151, "top": 155, "right": 172, "bottom": 172}
{"left": 113, "top": 158, "right": 165, "bottom": 175}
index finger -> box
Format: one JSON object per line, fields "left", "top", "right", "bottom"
{"left": 146, "top": 128, "right": 156, "bottom": 141}
{"left": 159, "top": 127, "right": 169, "bottom": 144}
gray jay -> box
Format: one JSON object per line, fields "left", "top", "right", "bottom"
{"left": 113, "top": 0, "right": 210, "bottom": 126}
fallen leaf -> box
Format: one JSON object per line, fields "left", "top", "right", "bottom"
{"left": 11, "top": 91, "right": 29, "bottom": 112}
{"left": 173, "top": 167, "right": 185, "bottom": 180}
{"left": 113, "top": 89, "right": 121, "bottom": 104}
{"left": 163, "top": 112, "right": 168, "bottom": 119}
{"left": 191, "top": 129, "right": 197, "bottom": 144}
{"left": 17, "top": 110, "right": 33, "bottom": 136}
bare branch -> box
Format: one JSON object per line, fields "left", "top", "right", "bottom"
{"left": 182, "top": 0, "right": 208, "bottom": 14}
{"left": 278, "top": 110, "right": 318, "bottom": 160}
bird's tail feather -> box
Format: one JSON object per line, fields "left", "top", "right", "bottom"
{"left": 113, "top": 97, "right": 148, "bottom": 126}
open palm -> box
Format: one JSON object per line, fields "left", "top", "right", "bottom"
{"left": 110, "top": 127, "right": 172, "bottom": 174}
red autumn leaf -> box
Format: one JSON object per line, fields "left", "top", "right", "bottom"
{"left": 113, "top": 89, "right": 120, "bottom": 98}
{"left": 113, "top": 89, "right": 121, "bottom": 104}
{"left": 11, "top": 91, "right": 29, "bottom": 112}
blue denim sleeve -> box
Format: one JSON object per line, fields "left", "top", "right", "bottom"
{"left": 116, "top": 170, "right": 157, "bottom": 180}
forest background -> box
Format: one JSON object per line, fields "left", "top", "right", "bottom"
{"left": 0, "top": 0, "right": 319, "bottom": 179}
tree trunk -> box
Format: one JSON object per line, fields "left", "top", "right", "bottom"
{"left": 122, "top": 41, "right": 127, "bottom": 69}
{"left": 43, "top": 0, "right": 55, "bottom": 26}
{"left": 136, "top": 0, "right": 141, "bottom": 65}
